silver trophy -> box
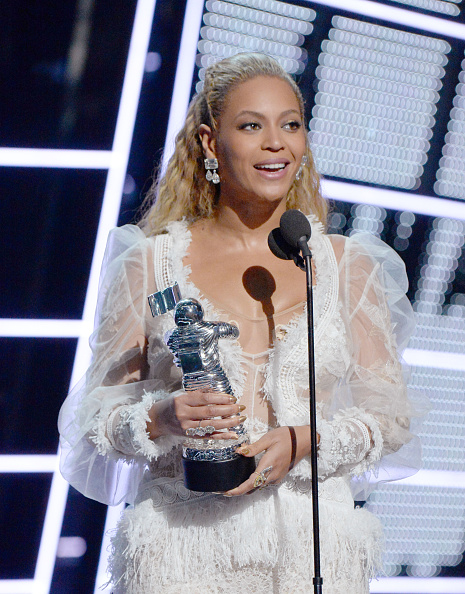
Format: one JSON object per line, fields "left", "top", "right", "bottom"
{"left": 148, "top": 285, "right": 255, "bottom": 491}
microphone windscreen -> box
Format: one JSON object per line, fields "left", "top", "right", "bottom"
{"left": 268, "top": 227, "right": 295, "bottom": 261}
{"left": 279, "top": 209, "right": 311, "bottom": 249}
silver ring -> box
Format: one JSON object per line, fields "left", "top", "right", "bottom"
{"left": 193, "top": 424, "right": 215, "bottom": 437}
{"left": 252, "top": 466, "right": 273, "bottom": 489}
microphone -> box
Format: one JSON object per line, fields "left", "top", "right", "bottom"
{"left": 267, "top": 227, "right": 305, "bottom": 271}
{"left": 279, "top": 209, "right": 312, "bottom": 256}
{"left": 267, "top": 209, "right": 311, "bottom": 269}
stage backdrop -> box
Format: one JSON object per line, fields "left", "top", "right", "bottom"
{"left": 1, "top": 1, "right": 464, "bottom": 593}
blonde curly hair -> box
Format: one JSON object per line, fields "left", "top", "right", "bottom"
{"left": 139, "top": 53, "right": 326, "bottom": 236}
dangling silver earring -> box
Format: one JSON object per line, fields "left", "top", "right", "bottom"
{"left": 204, "top": 158, "right": 220, "bottom": 184}
{"left": 295, "top": 155, "right": 308, "bottom": 181}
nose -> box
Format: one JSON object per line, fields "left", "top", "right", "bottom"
{"left": 261, "top": 126, "right": 285, "bottom": 152}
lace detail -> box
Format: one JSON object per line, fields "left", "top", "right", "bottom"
{"left": 317, "top": 407, "right": 383, "bottom": 478}
{"left": 105, "top": 390, "right": 180, "bottom": 460}
{"left": 135, "top": 476, "right": 210, "bottom": 507}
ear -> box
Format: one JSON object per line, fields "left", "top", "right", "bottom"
{"left": 199, "top": 124, "right": 217, "bottom": 159}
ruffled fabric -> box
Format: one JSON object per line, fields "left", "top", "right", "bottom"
{"left": 108, "top": 476, "right": 382, "bottom": 594}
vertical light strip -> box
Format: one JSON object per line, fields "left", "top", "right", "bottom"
{"left": 304, "top": 0, "right": 465, "bottom": 39}
{"left": 24, "top": 1, "right": 159, "bottom": 593}
{"left": 161, "top": 0, "right": 205, "bottom": 171}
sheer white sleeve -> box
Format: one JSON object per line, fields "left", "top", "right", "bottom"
{"left": 315, "top": 233, "right": 425, "bottom": 493}
{"left": 58, "top": 225, "right": 183, "bottom": 506}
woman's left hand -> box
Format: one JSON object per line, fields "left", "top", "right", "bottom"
{"left": 222, "top": 425, "right": 314, "bottom": 496}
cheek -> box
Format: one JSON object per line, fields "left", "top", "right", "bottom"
{"left": 219, "top": 144, "right": 250, "bottom": 178}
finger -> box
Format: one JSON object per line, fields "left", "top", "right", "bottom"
{"left": 235, "top": 434, "right": 271, "bottom": 458}
{"left": 182, "top": 391, "right": 237, "bottom": 407}
{"left": 183, "top": 415, "right": 247, "bottom": 436}
{"left": 223, "top": 465, "right": 274, "bottom": 497}
{"left": 206, "top": 430, "right": 240, "bottom": 440}
{"left": 189, "top": 403, "right": 246, "bottom": 421}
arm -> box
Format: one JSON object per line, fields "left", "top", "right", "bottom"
{"left": 226, "top": 233, "right": 421, "bottom": 496}
{"left": 58, "top": 226, "right": 243, "bottom": 504}
{"left": 316, "top": 233, "right": 419, "bottom": 482}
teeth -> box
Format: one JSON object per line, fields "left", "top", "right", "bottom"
{"left": 256, "top": 163, "right": 286, "bottom": 170}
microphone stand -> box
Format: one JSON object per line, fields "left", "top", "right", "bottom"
{"left": 297, "top": 237, "right": 323, "bottom": 594}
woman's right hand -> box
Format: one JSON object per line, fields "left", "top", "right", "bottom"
{"left": 147, "top": 390, "right": 246, "bottom": 440}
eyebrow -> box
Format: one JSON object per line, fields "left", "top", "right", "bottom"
{"left": 234, "top": 109, "right": 301, "bottom": 120}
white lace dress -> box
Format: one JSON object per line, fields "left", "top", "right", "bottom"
{"left": 58, "top": 218, "right": 421, "bottom": 593}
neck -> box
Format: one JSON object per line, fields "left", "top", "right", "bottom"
{"left": 213, "top": 195, "right": 286, "bottom": 242}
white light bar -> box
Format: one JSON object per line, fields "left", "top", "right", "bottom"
{"left": 305, "top": 0, "right": 465, "bottom": 40}
{"left": 404, "top": 348, "right": 465, "bottom": 371}
{"left": 0, "top": 581, "right": 34, "bottom": 594}
{"left": 162, "top": 0, "right": 205, "bottom": 171}
{"left": 0, "top": 319, "right": 91, "bottom": 338}
{"left": 0, "top": 148, "right": 112, "bottom": 169}
{"left": 321, "top": 180, "right": 465, "bottom": 220}
{"left": 0, "top": 455, "right": 57, "bottom": 473}
{"left": 370, "top": 577, "right": 465, "bottom": 593}
{"left": 33, "top": 471, "right": 69, "bottom": 594}
{"left": 399, "top": 470, "right": 465, "bottom": 489}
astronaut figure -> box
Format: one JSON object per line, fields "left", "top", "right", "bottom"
{"left": 165, "top": 298, "right": 239, "bottom": 396}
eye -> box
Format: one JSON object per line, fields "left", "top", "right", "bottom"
{"left": 238, "top": 122, "right": 261, "bottom": 131}
{"left": 283, "top": 120, "right": 302, "bottom": 131}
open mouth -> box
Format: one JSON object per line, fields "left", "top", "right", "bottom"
{"left": 254, "top": 163, "right": 287, "bottom": 171}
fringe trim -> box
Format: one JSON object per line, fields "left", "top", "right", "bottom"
{"left": 108, "top": 487, "right": 383, "bottom": 593}
{"left": 126, "top": 390, "right": 180, "bottom": 461}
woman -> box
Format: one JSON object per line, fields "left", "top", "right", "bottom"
{"left": 59, "top": 53, "right": 419, "bottom": 593}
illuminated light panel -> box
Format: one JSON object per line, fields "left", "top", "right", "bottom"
{"left": 0, "top": 319, "right": 91, "bottom": 338}
{"left": 411, "top": 366, "right": 465, "bottom": 473}
{"left": 413, "top": 218, "right": 465, "bottom": 315}
{"left": 368, "top": 482, "right": 465, "bottom": 577}
{"left": 385, "top": 0, "right": 461, "bottom": 16}
{"left": 399, "top": 470, "right": 465, "bottom": 489}
{"left": 310, "top": 16, "right": 450, "bottom": 190}
{"left": 195, "top": 0, "right": 315, "bottom": 87}
{"left": 0, "top": 148, "right": 112, "bottom": 169}
{"left": 321, "top": 179, "right": 465, "bottom": 220}
{"left": 435, "top": 53, "right": 465, "bottom": 201}
{"left": 56, "top": 537, "right": 87, "bottom": 559}
{"left": 0, "top": 455, "right": 57, "bottom": 473}
{"left": 366, "top": 361, "right": 465, "bottom": 577}
{"left": 0, "top": 582, "right": 34, "bottom": 594}
{"left": 306, "top": 0, "right": 465, "bottom": 40}
{"left": 409, "top": 312, "right": 465, "bottom": 352}
{"left": 370, "top": 577, "right": 465, "bottom": 593}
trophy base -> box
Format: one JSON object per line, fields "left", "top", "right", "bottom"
{"left": 182, "top": 455, "right": 256, "bottom": 492}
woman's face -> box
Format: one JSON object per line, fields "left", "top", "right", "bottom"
{"left": 201, "top": 76, "right": 306, "bottom": 208}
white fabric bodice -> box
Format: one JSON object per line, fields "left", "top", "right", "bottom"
{"left": 58, "top": 217, "right": 422, "bottom": 507}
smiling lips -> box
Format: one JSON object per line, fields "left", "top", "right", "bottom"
{"left": 254, "top": 160, "right": 290, "bottom": 173}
